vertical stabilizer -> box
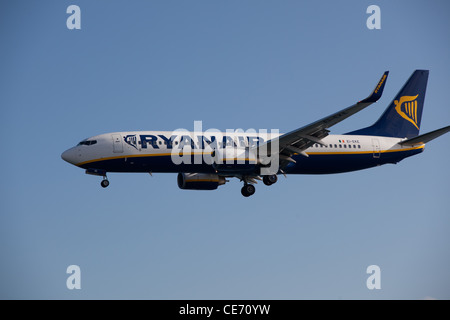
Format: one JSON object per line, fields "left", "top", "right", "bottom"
{"left": 346, "top": 70, "right": 429, "bottom": 138}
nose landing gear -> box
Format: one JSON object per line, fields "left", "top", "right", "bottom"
{"left": 85, "top": 168, "right": 110, "bottom": 188}
{"left": 100, "top": 177, "right": 110, "bottom": 188}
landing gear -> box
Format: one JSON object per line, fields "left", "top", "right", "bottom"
{"left": 85, "top": 169, "right": 110, "bottom": 188}
{"left": 240, "top": 174, "right": 276, "bottom": 196}
{"left": 241, "top": 184, "right": 256, "bottom": 197}
{"left": 100, "top": 177, "right": 110, "bottom": 188}
{"left": 263, "top": 174, "right": 278, "bottom": 186}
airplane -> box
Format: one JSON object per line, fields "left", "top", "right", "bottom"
{"left": 61, "top": 70, "right": 450, "bottom": 197}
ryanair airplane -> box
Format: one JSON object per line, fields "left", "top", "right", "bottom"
{"left": 62, "top": 70, "right": 449, "bottom": 197}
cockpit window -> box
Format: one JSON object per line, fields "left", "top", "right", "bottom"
{"left": 77, "top": 140, "right": 97, "bottom": 146}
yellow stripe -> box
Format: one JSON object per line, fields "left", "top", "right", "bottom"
{"left": 77, "top": 145, "right": 424, "bottom": 166}
{"left": 306, "top": 145, "right": 424, "bottom": 155}
{"left": 222, "top": 158, "right": 256, "bottom": 162}
{"left": 76, "top": 152, "right": 207, "bottom": 166}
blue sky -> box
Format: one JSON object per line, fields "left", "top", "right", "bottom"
{"left": 1, "top": 0, "right": 449, "bottom": 299}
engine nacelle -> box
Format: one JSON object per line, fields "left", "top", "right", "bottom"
{"left": 177, "top": 173, "right": 226, "bottom": 190}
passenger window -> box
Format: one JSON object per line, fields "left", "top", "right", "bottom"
{"left": 344, "top": 145, "right": 347, "bottom": 148}
{"left": 358, "top": 145, "right": 361, "bottom": 149}
{"left": 348, "top": 145, "right": 351, "bottom": 148}
{"left": 339, "top": 144, "right": 342, "bottom": 148}
{"left": 334, "top": 144, "right": 337, "bottom": 148}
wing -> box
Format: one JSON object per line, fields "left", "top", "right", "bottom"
{"left": 257, "top": 71, "right": 389, "bottom": 168}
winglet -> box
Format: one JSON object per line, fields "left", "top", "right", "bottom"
{"left": 359, "top": 71, "right": 389, "bottom": 103}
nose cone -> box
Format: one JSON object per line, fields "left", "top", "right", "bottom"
{"left": 61, "top": 148, "right": 78, "bottom": 165}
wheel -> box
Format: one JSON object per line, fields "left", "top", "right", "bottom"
{"left": 263, "top": 174, "right": 278, "bottom": 186}
{"left": 101, "top": 179, "right": 110, "bottom": 188}
{"left": 241, "top": 184, "right": 256, "bottom": 197}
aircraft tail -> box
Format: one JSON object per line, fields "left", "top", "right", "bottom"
{"left": 346, "top": 70, "right": 429, "bottom": 138}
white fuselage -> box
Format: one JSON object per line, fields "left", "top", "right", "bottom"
{"left": 61, "top": 131, "right": 424, "bottom": 174}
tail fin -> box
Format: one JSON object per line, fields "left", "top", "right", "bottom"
{"left": 346, "top": 70, "right": 429, "bottom": 138}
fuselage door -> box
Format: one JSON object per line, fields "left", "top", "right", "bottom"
{"left": 372, "top": 138, "right": 380, "bottom": 158}
{"left": 112, "top": 134, "right": 123, "bottom": 153}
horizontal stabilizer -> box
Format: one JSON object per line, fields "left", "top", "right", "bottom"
{"left": 399, "top": 125, "right": 450, "bottom": 146}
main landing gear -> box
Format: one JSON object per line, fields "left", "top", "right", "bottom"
{"left": 263, "top": 174, "right": 278, "bottom": 186}
{"left": 241, "top": 174, "right": 278, "bottom": 197}
{"left": 241, "top": 184, "right": 256, "bottom": 197}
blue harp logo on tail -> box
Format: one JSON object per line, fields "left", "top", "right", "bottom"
{"left": 394, "top": 94, "right": 419, "bottom": 129}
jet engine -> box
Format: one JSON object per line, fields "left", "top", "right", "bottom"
{"left": 177, "top": 173, "right": 226, "bottom": 190}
